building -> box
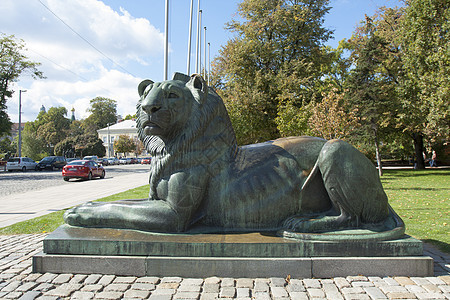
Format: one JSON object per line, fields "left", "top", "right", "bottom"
{"left": 97, "top": 120, "right": 142, "bottom": 157}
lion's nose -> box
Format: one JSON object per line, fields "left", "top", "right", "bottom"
{"left": 142, "top": 102, "right": 161, "bottom": 114}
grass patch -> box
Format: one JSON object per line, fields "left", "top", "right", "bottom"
{"left": 381, "top": 168, "right": 449, "bottom": 253}
{"left": 1, "top": 169, "right": 448, "bottom": 253}
{"left": 0, "top": 185, "right": 149, "bottom": 235}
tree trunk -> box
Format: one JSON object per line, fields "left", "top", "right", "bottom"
{"left": 412, "top": 132, "right": 425, "bottom": 169}
{"left": 374, "top": 129, "right": 383, "bottom": 177}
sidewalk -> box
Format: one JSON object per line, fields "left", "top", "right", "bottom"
{"left": 0, "top": 172, "right": 149, "bottom": 228}
{"left": 0, "top": 234, "right": 448, "bottom": 299}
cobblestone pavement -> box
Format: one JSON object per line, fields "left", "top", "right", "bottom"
{"left": 0, "top": 165, "right": 149, "bottom": 198}
{"left": 0, "top": 234, "right": 449, "bottom": 299}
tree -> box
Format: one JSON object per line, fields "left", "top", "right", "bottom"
{"left": 398, "top": 0, "right": 449, "bottom": 168}
{"left": 113, "top": 135, "right": 135, "bottom": 157}
{"left": 212, "top": 0, "right": 333, "bottom": 144}
{"left": 309, "top": 88, "right": 359, "bottom": 140}
{"left": 54, "top": 133, "right": 105, "bottom": 158}
{"left": 0, "top": 137, "right": 15, "bottom": 154}
{"left": 36, "top": 107, "right": 71, "bottom": 147}
{"left": 0, "top": 34, "right": 44, "bottom": 137}
{"left": 21, "top": 121, "right": 48, "bottom": 160}
{"left": 84, "top": 97, "right": 117, "bottom": 130}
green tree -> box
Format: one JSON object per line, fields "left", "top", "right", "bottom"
{"left": 0, "top": 137, "right": 15, "bottom": 154}
{"left": 114, "top": 135, "right": 135, "bottom": 157}
{"left": 36, "top": 107, "right": 71, "bottom": 148}
{"left": 21, "top": 121, "right": 48, "bottom": 160}
{"left": 213, "top": 0, "right": 333, "bottom": 144}
{"left": 0, "top": 34, "right": 44, "bottom": 136}
{"left": 398, "top": 0, "right": 449, "bottom": 168}
{"left": 55, "top": 133, "right": 105, "bottom": 158}
{"left": 84, "top": 97, "right": 117, "bottom": 130}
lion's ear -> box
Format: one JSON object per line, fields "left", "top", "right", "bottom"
{"left": 187, "top": 74, "right": 208, "bottom": 104}
{"left": 138, "top": 79, "right": 154, "bottom": 97}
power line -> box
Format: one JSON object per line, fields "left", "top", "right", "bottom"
{"left": 37, "top": 0, "right": 136, "bottom": 77}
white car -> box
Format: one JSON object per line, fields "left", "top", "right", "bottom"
{"left": 6, "top": 157, "right": 38, "bottom": 172}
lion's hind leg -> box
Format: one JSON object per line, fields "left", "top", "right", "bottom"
{"left": 279, "top": 139, "right": 404, "bottom": 240}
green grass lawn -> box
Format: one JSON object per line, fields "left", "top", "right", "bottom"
{"left": 0, "top": 169, "right": 448, "bottom": 253}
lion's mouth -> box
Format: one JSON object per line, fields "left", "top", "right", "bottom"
{"left": 143, "top": 120, "right": 162, "bottom": 135}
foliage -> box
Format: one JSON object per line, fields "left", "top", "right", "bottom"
{"left": 0, "top": 34, "right": 44, "bottom": 137}
{"left": 124, "top": 114, "right": 136, "bottom": 120}
{"left": 84, "top": 97, "right": 118, "bottom": 130}
{"left": 309, "top": 88, "right": 359, "bottom": 140}
{"left": 54, "top": 133, "right": 105, "bottom": 158}
{"left": 212, "top": 0, "right": 333, "bottom": 144}
{"left": 114, "top": 135, "right": 135, "bottom": 156}
{"left": 21, "top": 121, "right": 49, "bottom": 161}
{"left": 0, "top": 137, "right": 15, "bottom": 154}
{"left": 398, "top": 0, "right": 449, "bottom": 143}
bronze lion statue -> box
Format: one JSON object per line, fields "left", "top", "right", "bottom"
{"left": 65, "top": 73, "right": 404, "bottom": 240}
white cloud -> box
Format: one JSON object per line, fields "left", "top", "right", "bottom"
{"left": 1, "top": 0, "right": 164, "bottom": 122}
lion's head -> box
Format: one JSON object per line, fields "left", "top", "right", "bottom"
{"left": 136, "top": 73, "right": 238, "bottom": 191}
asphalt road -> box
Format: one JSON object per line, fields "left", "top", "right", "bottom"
{"left": 0, "top": 164, "right": 151, "bottom": 228}
{"left": 0, "top": 163, "right": 150, "bottom": 198}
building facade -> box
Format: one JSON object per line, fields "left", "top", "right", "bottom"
{"left": 97, "top": 120, "right": 143, "bottom": 157}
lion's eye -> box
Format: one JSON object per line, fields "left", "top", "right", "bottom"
{"left": 168, "top": 92, "right": 178, "bottom": 98}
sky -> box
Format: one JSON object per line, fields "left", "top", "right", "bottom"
{"left": 1, "top": 0, "right": 403, "bottom": 124}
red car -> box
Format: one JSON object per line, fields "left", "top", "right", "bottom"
{"left": 62, "top": 160, "right": 105, "bottom": 181}
{"left": 141, "top": 157, "right": 152, "bottom": 164}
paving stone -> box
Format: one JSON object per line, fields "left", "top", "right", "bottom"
{"left": 84, "top": 274, "right": 103, "bottom": 285}
{"left": 439, "top": 285, "right": 450, "bottom": 293}
{"left": 178, "top": 284, "right": 201, "bottom": 292}
{"left": 364, "top": 286, "right": 388, "bottom": 299}
{"left": 97, "top": 275, "right": 116, "bottom": 286}
{"left": 410, "top": 277, "right": 432, "bottom": 286}
{"left": 341, "top": 287, "right": 365, "bottom": 294}
{"left": 71, "top": 291, "right": 95, "bottom": 299}
{"left": 112, "top": 276, "right": 137, "bottom": 284}
{"left": 307, "top": 288, "right": 326, "bottom": 298}
{"left": 322, "top": 283, "right": 339, "bottom": 294}
{"left": 347, "top": 276, "right": 369, "bottom": 282}
{"left": 1, "top": 281, "right": 21, "bottom": 292}
{"left": 236, "top": 287, "right": 250, "bottom": 298}
{"left": 103, "top": 283, "right": 130, "bottom": 292}
{"left": 203, "top": 277, "right": 220, "bottom": 285}
{"left": 16, "top": 281, "right": 38, "bottom": 292}
{"left": 23, "top": 273, "right": 42, "bottom": 282}
{"left": 199, "top": 293, "right": 219, "bottom": 300}
{"left": 158, "top": 282, "right": 179, "bottom": 289}
{"left": 93, "top": 291, "right": 123, "bottom": 299}
{"left": 382, "top": 278, "right": 400, "bottom": 286}
{"left": 160, "top": 277, "right": 182, "bottom": 283}
{"left": 219, "top": 286, "right": 236, "bottom": 298}
{"left": 202, "top": 283, "right": 219, "bottom": 293}
{"left": 236, "top": 278, "right": 253, "bottom": 288}
{"left": 44, "top": 283, "right": 83, "bottom": 297}
{"left": 425, "top": 277, "right": 445, "bottom": 285}
{"left": 415, "top": 292, "right": 446, "bottom": 299}
{"left": 81, "top": 284, "right": 104, "bottom": 292}
{"left": 405, "top": 284, "right": 426, "bottom": 293}
{"left": 52, "top": 273, "right": 73, "bottom": 284}
{"left": 343, "top": 294, "right": 371, "bottom": 300}
{"left": 152, "top": 288, "right": 176, "bottom": 295}
{"left": 221, "top": 278, "right": 235, "bottom": 287}
{"left": 252, "top": 292, "right": 272, "bottom": 300}
{"left": 325, "top": 292, "right": 344, "bottom": 299}
{"left": 287, "top": 291, "right": 309, "bottom": 299}
{"left": 69, "top": 274, "right": 88, "bottom": 284}
{"left": 131, "top": 282, "right": 156, "bottom": 291}
{"left": 19, "top": 291, "right": 42, "bottom": 300}
{"left": 4, "top": 291, "right": 23, "bottom": 299}
{"left": 394, "top": 277, "right": 415, "bottom": 286}
{"left": 303, "top": 278, "right": 321, "bottom": 289}
{"left": 136, "top": 277, "right": 160, "bottom": 284}
{"left": 269, "top": 277, "right": 286, "bottom": 287}
{"left": 385, "top": 292, "right": 416, "bottom": 299}
{"left": 180, "top": 278, "right": 204, "bottom": 286}
{"left": 352, "top": 281, "right": 375, "bottom": 287}
{"left": 335, "top": 277, "right": 352, "bottom": 289}
{"left": 123, "top": 289, "right": 151, "bottom": 299}
{"left": 33, "top": 283, "right": 54, "bottom": 292}
{"left": 254, "top": 281, "right": 269, "bottom": 292}
{"left": 438, "top": 276, "right": 450, "bottom": 285}
{"left": 173, "top": 291, "right": 201, "bottom": 299}
{"left": 286, "top": 281, "right": 305, "bottom": 293}
{"left": 35, "top": 273, "right": 57, "bottom": 283}
{"left": 148, "top": 294, "right": 173, "bottom": 300}
{"left": 379, "top": 285, "right": 409, "bottom": 294}
{"left": 270, "top": 286, "right": 288, "bottom": 298}
{"left": 421, "top": 284, "right": 441, "bottom": 293}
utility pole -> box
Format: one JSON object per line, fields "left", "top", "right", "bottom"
{"left": 18, "top": 90, "right": 27, "bottom": 157}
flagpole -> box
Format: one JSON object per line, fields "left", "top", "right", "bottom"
{"left": 186, "top": 0, "right": 194, "bottom": 75}
{"left": 164, "top": 0, "right": 169, "bottom": 80}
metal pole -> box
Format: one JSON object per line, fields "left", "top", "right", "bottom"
{"left": 18, "top": 90, "right": 26, "bottom": 157}
{"left": 187, "top": 0, "right": 194, "bottom": 75}
{"left": 208, "top": 42, "right": 211, "bottom": 86}
{"left": 164, "top": 0, "right": 169, "bottom": 80}
{"left": 204, "top": 26, "right": 207, "bottom": 80}
{"left": 107, "top": 124, "right": 110, "bottom": 158}
{"left": 195, "top": 8, "right": 202, "bottom": 73}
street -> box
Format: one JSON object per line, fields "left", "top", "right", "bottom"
{"left": 0, "top": 164, "right": 150, "bottom": 228}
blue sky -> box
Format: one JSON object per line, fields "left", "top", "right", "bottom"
{"left": 1, "top": 0, "right": 402, "bottom": 123}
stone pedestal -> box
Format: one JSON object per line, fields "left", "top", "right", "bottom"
{"left": 32, "top": 225, "right": 433, "bottom": 278}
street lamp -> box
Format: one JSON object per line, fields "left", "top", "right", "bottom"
{"left": 18, "top": 90, "right": 27, "bottom": 157}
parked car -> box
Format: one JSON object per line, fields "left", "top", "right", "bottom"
{"left": 62, "top": 160, "right": 105, "bottom": 181}
{"left": 101, "top": 158, "right": 109, "bottom": 166}
{"left": 66, "top": 158, "right": 80, "bottom": 163}
{"left": 119, "top": 158, "right": 130, "bottom": 164}
{"left": 130, "top": 158, "right": 138, "bottom": 164}
{"left": 6, "top": 157, "right": 38, "bottom": 172}
{"left": 141, "top": 157, "right": 152, "bottom": 164}
{"left": 107, "top": 157, "right": 119, "bottom": 165}
{"left": 37, "top": 156, "right": 67, "bottom": 170}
